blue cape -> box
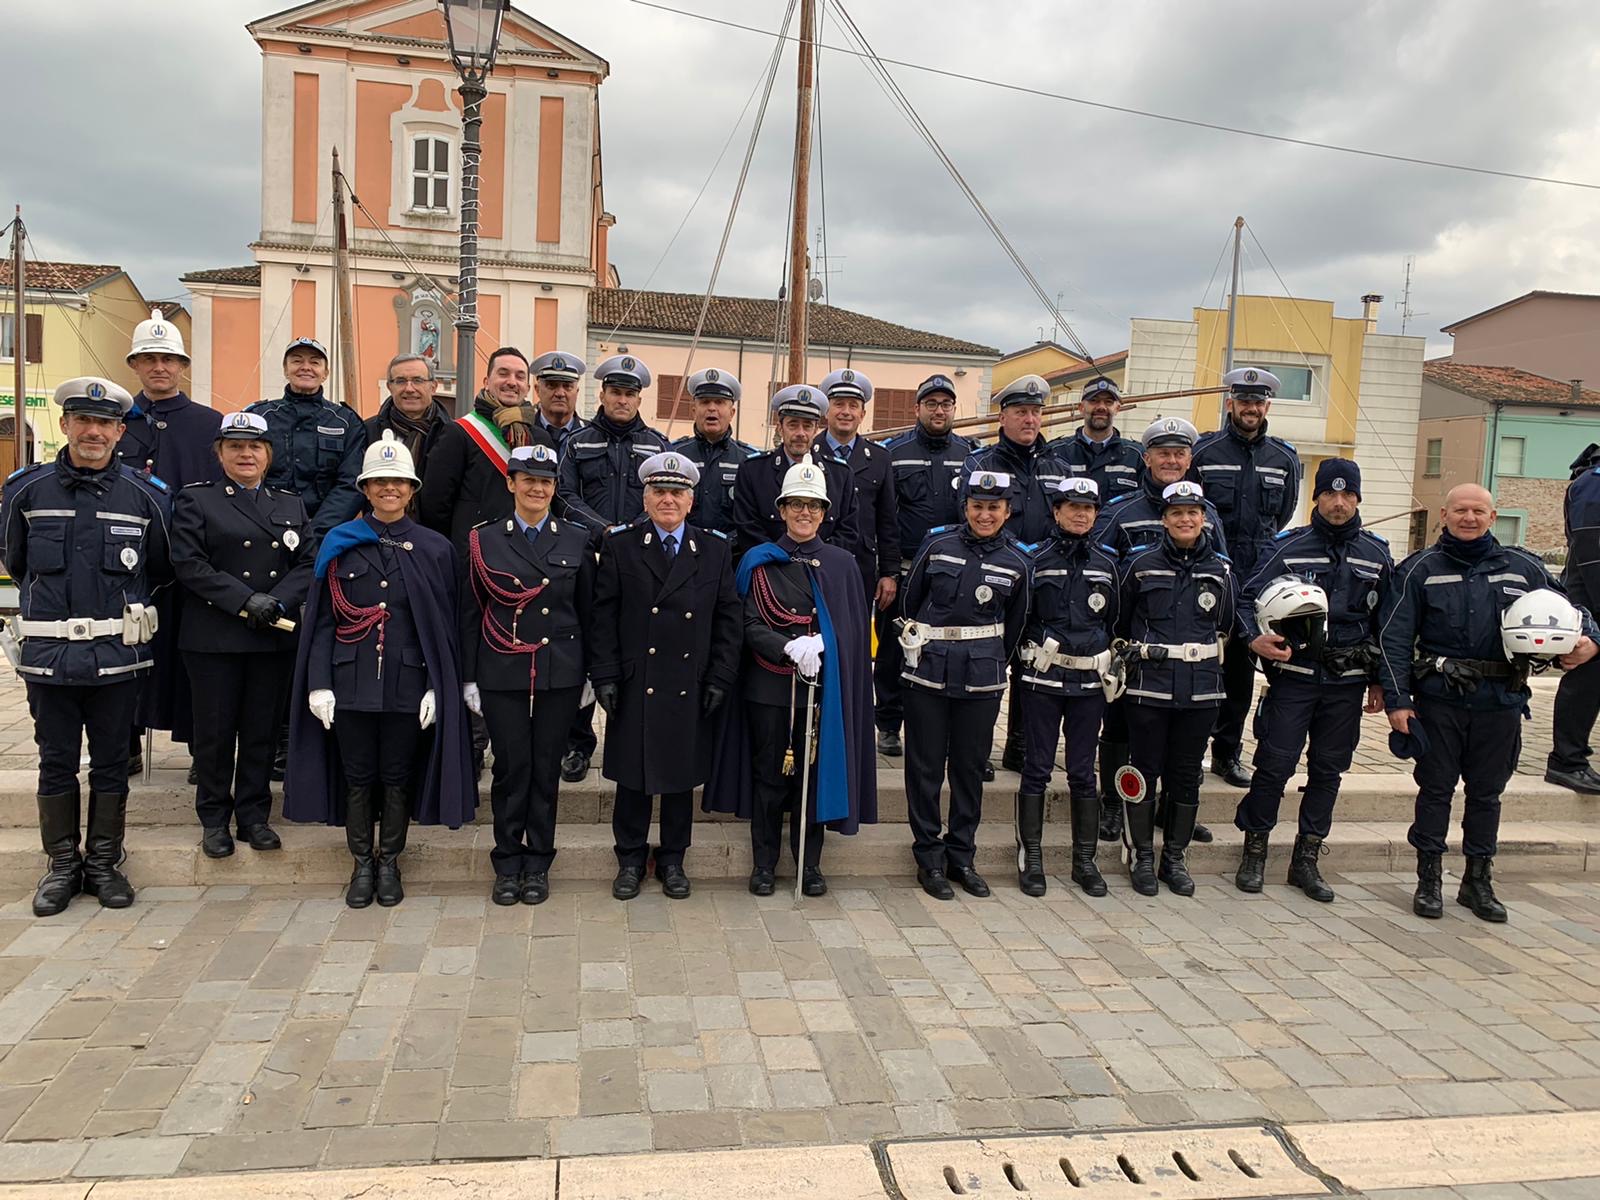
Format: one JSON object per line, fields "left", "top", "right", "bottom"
{"left": 314, "top": 519, "right": 379, "bottom": 579}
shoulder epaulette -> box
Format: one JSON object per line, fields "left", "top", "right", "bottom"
{"left": 1274, "top": 528, "right": 1294, "bottom": 540}
{"left": 1215, "top": 551, "right": 1232, "bottom": 562}
{"left": 6, "top": 461, "right": 45, "bottom": 484}
{"left": 1365, "top": 530, "right": 1389, "bottom": 544}
{"left": 928, "top": 524, "right": 953, "bottom": 536}
{"left": 471, "top": 518, "right": 493, "bottom": 530}
{"left": 608, "top": 524, "right": 629, "bottom": 535}
{"left": 1107, "top": 492, "right": 1135, "bottom": 506}
{"left": 1275, "top": 436, "right": 1298, "bottom": 451}
{"left": 1129, "top": 542, "right": 1153, "bottom": 554}
{"left": 706, "top": 527, "right": 730, "bottom": 540}
{"left": 181, "top": 480, "right": 214, "bottom": 489}
{"left": 128, "top": 470, "right": 169, "bottom": 492}
{"left": 1099, "top": 543, "right": 1119, "bottom": 556}
{"left": 1018, "top": 541, "right": 1040, "bottom": 555}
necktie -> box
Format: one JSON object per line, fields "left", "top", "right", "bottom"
{"left": 663, "top": 532, "right": 678, "bottom": 559}
{"left": 526, "top": 524, "right": 539, "bottom": 546}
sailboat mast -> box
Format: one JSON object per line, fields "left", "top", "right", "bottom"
{"left": 1221, "top": 214, "right": 1243, "bottom": 423}
{"left": 785, "top": 0, "right": 816, "bottom": 387}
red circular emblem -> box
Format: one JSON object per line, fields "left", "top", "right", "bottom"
{"left": 1114, "top": 765, "right": 1147, "bottom": 803}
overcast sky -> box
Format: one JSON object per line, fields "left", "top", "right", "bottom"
{"left": 8, "top": 0, "right": 1600, "bottom": 361}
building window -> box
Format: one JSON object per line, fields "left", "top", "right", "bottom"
{"left": 1423, "top": 438, "right": 1442, "bottom": 478}
{"left": 871, "top": 387, "right": 917, "bottom": 431}
{"left": 1250, "top": 363, "right": 1316, "bottom": 403}
{"left": 653, "top": 374, "right": 693, "bottom": 423}
{"left": 1493, "top": 513, "right": 1524, "bottom": 545}
{"left": 1409, "top": 509, "right": 1429, "bottom": 553}
{"left": 410, "top": 136, "right": 451, "bottom": 212}
{"left": 0, "top": 313, "right": 42, "bottom": 363}
{"left": 1498, "top": 436, "right": 1526, "bottom": 478}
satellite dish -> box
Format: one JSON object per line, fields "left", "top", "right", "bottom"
{"left": 808, "top": 277, "right": 825, "bottom": 302}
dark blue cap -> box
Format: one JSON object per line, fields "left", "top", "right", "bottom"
{"left": 1315, "top": 458, "right": 1361, "bottom": 498}
{"left": 1388, "top": 715, "right": 1430, "bottom": 761}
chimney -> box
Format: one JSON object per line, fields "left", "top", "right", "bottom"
{"left": 1573, "top": 380, "right": 1584, "bottom": 403}
{"left": 1360, "top": 293, "right": 1384, "bottom": 333}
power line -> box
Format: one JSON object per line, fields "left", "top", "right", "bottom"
{"left": 630, "top": 0, "right": 1600, "bottom": 193}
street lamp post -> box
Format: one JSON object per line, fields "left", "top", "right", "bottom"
{"left": 440, "top": 0, "right": 507, "bottom": 416}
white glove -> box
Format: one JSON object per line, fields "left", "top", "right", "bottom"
{"left": 419, "top": 690, "right": 436, "bottom": 729}
{"left": 463, "top": 682, "right": 482, "bottom": 716}
{"left": 783, "top": 633, "right": 824, "bottom": 678}
{"left": 308, "top": 689, "right": 335, "bottom": 731}
{"left": 580, "top": 679, "right": 595, "bottom": 709}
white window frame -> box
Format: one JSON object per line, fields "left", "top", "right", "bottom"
{"left": 1423, "top": 437, "right": 1442, "bottom": 478}
{"left": 1498, "top": 435, "right": 1526, "bottom": 478}
{"left": 0, "top": 313, "right": 18, "bottom": 362}
{"left": 408, "top": 134, "right": 453, "bottom": 215}
{"left": 1246, "top": 361, "right": 1321, "bottom": 405}
{"left": 1493, "top": 512, "right": 1524, "bottom": 545}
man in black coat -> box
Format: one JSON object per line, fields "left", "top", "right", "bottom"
{"left": 590, "top": 452, "right": 742, "bottom": 901}
{"left": 118, "top": 309, "right": 221, "bottom": 776}
{"left": 363, "top": 354, "right": 451, "bottom": 486}
{"left": 734, "top": 385, "right": 859, "bottom": 560}
{"left": 670, "top": 368, "right": 760, "bottom": 538}
{"left": 814, "top": 367, "right": 898, "bottom": 604}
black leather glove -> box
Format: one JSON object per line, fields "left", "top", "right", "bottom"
{"left": 242, "top": 592, "right": 281, "bottom": 631}
{"left": 594, "top": 683, "right": 619, "bottom": 715}
{"left": 701, "top": 685, "right": 726, "bottom": 715}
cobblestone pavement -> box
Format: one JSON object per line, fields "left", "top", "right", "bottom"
{"left": 0, "top": 868, "right": 1595, "bottom": 1183}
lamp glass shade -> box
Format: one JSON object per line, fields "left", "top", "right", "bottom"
{"left": 440, "top": 0, "right": 506, "bottom": 81}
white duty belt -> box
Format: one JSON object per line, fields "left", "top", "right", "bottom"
{"left": 1020, "top": 639, "right": 1112, "bottom": 674}
{"left": 1128, "top": 639, "right": 1223, "bottom": 663}
{"left": 899, "top": 620, "right": 1004, "bottom": 668}
{"left": 12, "top": 603, "right": 158, "bottom": 646}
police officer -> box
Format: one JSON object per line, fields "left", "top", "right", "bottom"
{"left": 814, "top": 368, "right": 898, "bottom": 603}
{"left": 670, "top": 368, "right": 759, "bottom": 538}
{"left": 590, "top": 452, "right": 742, "bottom": 900}
{"left": 531, "top": 349, "right": 589, "bottom": 454}
{"left": 900, "top": 471, "right": 1030, "bottom": 900}
{"left": 1114, "top": 480, "right": 1238, "bottom": 897}
{"left": 1234, "top": 459, "right": 1391, "bottom": 901}
{"left": 1092, "top": 414, "right": 1228, "bottom": 844}
{"left": 119, "top": 307, "right": 219, "bottom": 779}
{"left": 875, "top": 374, "right": 974, "bottom": 757}
{"left": 733, "top": 385, "right": 859, "bottom": 558}
{"left": 169, "top": 411, "right": 311, "bottom": 859}
{"left": 364, "top": 353, "right": 452, "bottom": 483}
{"left": 962, "top": 374, "right": 1070, "bottom": 777}
{"left": 1546, "top": 442, "right": 1600, "bottom": 793}
{"left": 246, "top": 337, "right": 368, "bottom": 539}
{"left": 1017, "top": 477, "right": 1119, "bottom": 897}
{"left": 1379, "top": 484, "right": 1597, "bottom": 922}
{"left": 1, "top": 378, "right": 172, "bottom": 917}
{"left": 461, "top": 444, "right": 595, "bottom": 906}
{"left": 1047, "top": 377, "right": 1145, "bottom": 502}
{"left": 1189, "top": 367, "right": 1302, "bottom": 789}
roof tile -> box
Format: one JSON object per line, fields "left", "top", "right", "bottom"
{"left": 0, "top": 261, "right": 122, "bottom": 292}
{"left": 1423, "top": 360, "right": 1600, "bottom": 407}
{"left": 180, "top": 264, "right": 262, "bottom": 286}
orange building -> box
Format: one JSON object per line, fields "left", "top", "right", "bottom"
{"left": 184, "top": 0, "right": 610, "bottom": 415}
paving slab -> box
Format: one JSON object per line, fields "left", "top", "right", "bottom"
{"left": 559, "top": 1144, "right": 883, "bottom": 1199}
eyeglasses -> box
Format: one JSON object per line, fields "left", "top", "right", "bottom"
{"left": 785, "top": 499, "right": 826, "bottom": 512}
{"left": 919, "top": 398, "right": 956, "bottom": 410}
{"left": 388, "top": 376, "right": 432, "bottom": 387}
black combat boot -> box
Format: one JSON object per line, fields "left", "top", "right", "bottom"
{"left": 33, "top": 791, "right": 83, "bottom": 918}
{"left": 1413, "top": 851, "right": 1444, "bottom": 919}
{"left": 1125, "top": 798, "right": 1158, "bottom": 897}
{"left": 344, "top": 785, "right": 376, "bottom": 908}
{"left": 1457, "top": 855, "right": 1507, "bottom": 923}
{"left": 82, "top": 791, "right": 134, "bottom": 909}
{"left": 375, "top": 784, "right": 410, "bottom": 907}
{"left": 1235, "top": 830, "right": 1268, "bottom": 893}
{"left": 1014, "top": 791, "right": 1047, "bottom": 897}
{"left": 1097, "top": 740, "right": 1127, "bottom": 842}
{"left": 1288, "top": 834, "right": 1335, "bottom": 902}
{"left": 1068, "top": 789, "right": 1106, "bottom": 897}
{"left": 1157, "top": 802, "right": 1199, "bottom": 897}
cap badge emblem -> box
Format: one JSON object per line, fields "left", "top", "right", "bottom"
{"left": 87, "top": 382, "right": 105, "bottom": 400}
{"left": 552, "top": 356, "right": 566, "bottom": 370}
{"left": 150, "top": 324, "right": 166, "bottom": 338}
{"left": 1332, "top": 477, "right": 1347, "bottom": 492}
{"left": 1164, "top": 419, "right": 1178, "bottom": 432}
{"left": 621, "top": 356, "right": 635, "bottom": 371}
{"left": 842, "top": 369, "right": 854, "bottom": 382}
{"left": 665, "top": 455, "right": 679, "bottom": 470}
{"left": 1245, "top": 369, "right": 1258, "bottom": 383}
{"left": 979, "top": 473, "right": 996, "bottom": 489}
{"left": 1025, "top": 380, "right": 1040, "bottom": 395}
{"left": 707, "top": 368, "right": 719, "bottom": 382}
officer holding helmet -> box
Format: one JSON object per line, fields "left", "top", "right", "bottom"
{"left": 1017, "top": 476, "right": 1120, "bottom": 897}
{"left": 1189, "top": 367, "right": 1303, "bottom": 789}
{"left": 1379, "top": 483, "right": 1597, "bottom": 922}
{"left": 1114, "top": 480, "right": 1237, "bottom": 897}
{"left": 1047, "top": 376, "right": 1145, "bottom": 502}
{"left": 899, "top": 471, "right": 1030, "bottom": 900}
{"left": 670, "top": 368, "right": 759, "bottom": 539}
{"left": 1233, "top": 459, "right": 1392, "bottom": 901}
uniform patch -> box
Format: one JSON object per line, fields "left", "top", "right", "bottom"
{"left": 1088, "top": 592, "right": 1106, "bottom": 612}
{"left": 1198, "top": 592, "right": 1216, "bottom": 611}
{"left": 975, "top": 584, "right": 993, "bottom": 603}
{"left": 109, "top": 526, "right": 142, "bottom": 537}
{"left": 119, "top": 547, "right": 139, "bottom": 569}
{"left": 284, "top": 530, "right": 300, "bottom": 551}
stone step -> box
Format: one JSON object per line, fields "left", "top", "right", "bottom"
{"left": 0, "top": 768, "right": 1593, "bottom": 829}
{"left": 0, "top": 819, "right": 1592, "bottom": 891}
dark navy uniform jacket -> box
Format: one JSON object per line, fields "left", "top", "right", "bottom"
{"left": 1047, "top": 426, "right": 1145, "bottom": 504}
{"left": 1092, "top": 475, "right": 1230, "bottom": 558}
{"left": 246, "top": 387, "right": 368, "bottom": 538}
{"left": 900, "top": 525, "right": 1030, "bottom": 697}
{"left": 741, "top": 549, "right": 820, "bottom": 708}
{"left": 557, "top": 412, "right": 669, "bottom": 529}
{"left": 461, "top": 514, "right": 594, "bottom": 693}
{"left": 307, "top": 515, "right": 433, "bottom": 713}
{"left": 1115, "top": 531, "right": 1238, "bottom": 708}
{"left": 1378, "top": 535, "right": 1595, "bottom": 713}
{"left": 815, "top": 433, "right": 898, "bottom": 591}
{"left": 1240, "top": 518, "right": 1392, "bottom": 686}
{"left": 170, "top": 480, "right": 311, "bottom": 655}
{"left": 961, "top": 434, "right": 1069, "bottom": 546}
{"left": 1562, "top": 451, "right": 1600, "bottom": 612}
{"left": 883, "top": 425, "right": 973, "bottom": 566}
{"left": 1188, "top": 419, "right": 1301, "bottom": 578}
{"left": 0, "top": 453, "right": 172, "bottom": 686}
{"left": 732, "top": 449, "right": 860, "bottom": 561}
{"left": 536, "top": 410, "right": 587, "bottom": 458}
{"left": 116, "top": 391, "right": 221, "bottom": 487}
{"left": 670, "top": 429, "right": 761, "bottom": 538}
{"left": 1019, "top": 529, "right": 1120, "bottom": 696}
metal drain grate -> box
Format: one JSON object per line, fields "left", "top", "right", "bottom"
{"left": 887, "top": 1126, "right": 1330, "bottom": 1198}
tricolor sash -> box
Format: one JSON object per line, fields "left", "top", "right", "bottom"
{"left": 459, "top": 411, "right": 510, "bottom": 475}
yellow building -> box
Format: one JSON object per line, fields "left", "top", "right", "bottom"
{"left": 991, "top": 341, "right": 1089, "bottom": 394}
{"left": 0, "top": 261, "right": 191, "bottom": 472}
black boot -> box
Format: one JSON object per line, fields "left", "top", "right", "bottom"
{"left": 1000, "top": 729, "right": 1025, "bottom": 774}
{"left": 375, "top": 784, "right": 410, "bottom": 907}
{"left": 1157, "top": 802, "right": 1199, "bottom": 897}
{"left": 1457, "top": 855, "right": 1507, "bottom": 923}
{"left": 82, "top": 791, "right": 134, "bottom": 908}
{"left": 33, "top": 791, "right": 82, "bottom": 918}
{"left": 1413, "top": 850, "right": 1443, "bottom": 919}
{"left": 1014, "top": 791, "right": 1047, "bottom": 897}
{"left": 1068, "top": 789, "right": 1106, "bottom": 897}
{"left": 1235, "top": 830, "right": 1268, "bottom": 893}
{"left": 1288, "top": 834, "right": 1335, "bottom": 902}
{"left": 1097, "top": 740, "right": 1127, "bottom": 842}
{"left": 1125, "top": 798, "right": 1158, "bottom": 896}
{"left": 344, "top": 785, "right": 376, "bottom": 908}
{"left": 271, "top": 724, "right": 289, "bottom": 782}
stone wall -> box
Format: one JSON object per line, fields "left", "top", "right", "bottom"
{"left": 1495, "top": 475, "right": 1567, "bottom": 554}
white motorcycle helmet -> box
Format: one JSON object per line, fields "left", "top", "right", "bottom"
{"left": 1501, "top": 588, "right": 1584, "bottom": 660}
{"left": 1255, "top": 575, "right": 1329, "bottom": 657}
